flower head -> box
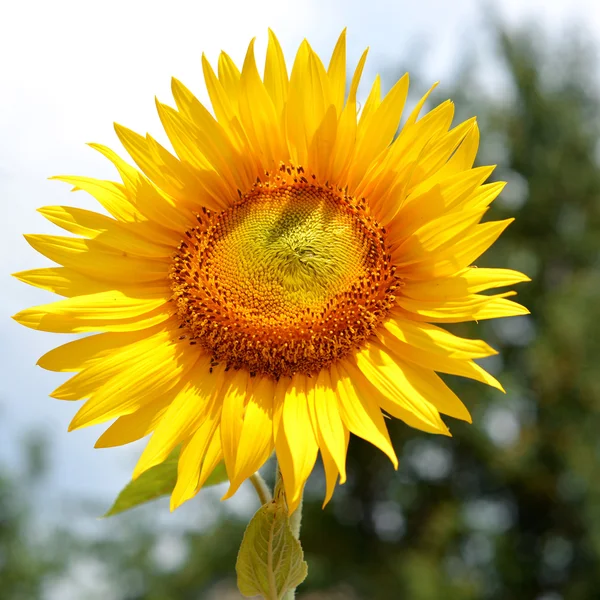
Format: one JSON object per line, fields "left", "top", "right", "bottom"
{"left": 13, "top": 30, "right": 529, "bottom": 512}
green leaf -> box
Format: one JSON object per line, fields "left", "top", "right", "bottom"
{"left": 104, "top": 448, "right": 228, "bottom": 517}
{"left": 236, "top": 501, "right": 308, "bottom": 600}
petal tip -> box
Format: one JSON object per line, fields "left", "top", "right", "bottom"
{"left": 220, "top": 481, "right": 240, "bottom": 501}
{"left": 94, "top": 434, "right": 112, "bottom": 449}
{"left": 11, "top": 309, "right": 30, "bottom": 326}
{"left": 321, "top": 492, "right": 334, "bottom": 509}
{"left": 169, "top": 491, "right": 185, "bottom": 512}
{"left": 130, "top": 464, "right": 145, "bottom": 481}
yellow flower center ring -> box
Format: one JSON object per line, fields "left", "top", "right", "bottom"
{"left": 171, "top": 165, "right": 398, "bottom": 378}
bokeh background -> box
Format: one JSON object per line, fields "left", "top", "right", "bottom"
{"left": 2, "top": 1, "right": 600, "bottom": 598}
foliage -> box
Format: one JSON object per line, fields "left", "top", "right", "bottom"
{"left": 0, "top": 436, "right": 65, "bottom": 600}
{"left": 105, "top": 449, "right": 227, "bottom": 517}
{"left": 236, "top": 496, "right": 307, "bottom": 599}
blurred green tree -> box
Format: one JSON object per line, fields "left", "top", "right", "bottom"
{"left": 0, "top": 434, "right": 64, "bottom": 599}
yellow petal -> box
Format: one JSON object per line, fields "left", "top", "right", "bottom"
{"left": 147, "top": 132, "right": 235, "bottom": 211}
{"left": 49, "top": 175, "right": 140, "bottom": 223}
{"left": 320, "top": 439, "right": 346, "bottom": 508}
{"left": 375, "top": 345, "right": 473, "bottom": 422}
{"left": 344, "top": 359, "right": 448, "bottom": 435}
{"left": 114, "top": 123, "right": 220, "bottom": 210}
{"left": 24, "top": 234, "right": 169, "bottom": 283}
{"left": 224, "top": 375, "right": 275, "bottom": 498}
{"left": 353, "top": 344, "right": 449, "bottom": 434}
{"left": 431, "top": 120, "right": 480, "bottom": 180}
{"left": 286, "top": 41, "right": 332, "bottom": 165}
{"left": 399, "top": 219, "right": 514, "bottom": 280}
{"left": 202, "top": 53, "right": 236, "bottom": 125}
{"left": 378, "top": 328, "right": 503, "bottom": 394}
{"left": 199, "top": 427, "right": 225, "bottom": 497}
{"left": 472, "top": 296, "right": 530, "bottom": 320}
{"left": 348, "top": 73, "right": 409, "bottom": 190}
{"left": 37, "top": 328, "right": 160, "bottom": 372}
{"left": 13, "top": 267, "right": 168, "bottom": 299}
{"left": 358, "top": 99, "right": 456, "bottom": 222}
{"left": 326, "top": 29, "right": 346, "bottom": 115}
{"left": 273, "top": 381, "right": 296, "bottom": 509}
{"left": 277, "top": 374, "right": 319, "bottom": 506}
{"left": 133, "top": 358, "right": 225, "bottom": 477}
{"left": 220, "top": 368, "right": 251, "bottom": 485}
{"left": 397, "top": 291, "right": 525, "bottom": 323}
{"left": 381, "top": 334, "right": 504, "bottom": 392}
{"left": 13, "top": 292, "right": 170, "bottom": 334}
{"left": 409, "top": 117, "right": 478, "bottom": 191}
{"left": 51, "top": 326, "right": 176, "bottom": 399}
{"left": 385, "top": 167, "right": 495, "bottom": 244}
{"left": 357, "top": 75, "right": 382, "bottom": 131}
{"left": 217, "top": 51, "right": 242, "bottom": 111}
{"left": 463, "top": 181, "right": 506, "bottom": 211}
{"left": 68, "top": 336, "right": 196, "bottom": 432}
{"left": 328, "top": 47, "right": 368, "bottom": 183}
{"left": 305, "top": 370, "right": 349, "bottom": 506}
{"left": 333, "top": 362, "right": 399, "bottom": 467}
{"left": 401, "top": 267, "right": 531, "bottom": 300}
{"left": 89, "top": 143, "right": 196, "bottom": 236}
{"left": 383, "top": 316, "right": 496, "bottom": 359}
{"left": 404, "top": 81, "right": 439, "bottom": 127}
{"left": 311, "top": 369, "right": 347, "bottom": 481}
{"left": 171, "top": 420, "right": 223, "bottom": 510}
{"left": 308, "top": 105, "right": 338, "bottom": 180}
{"left": 408, "top": 165, "right": 496, "bottom": 213}
{"left": 239, "top": 38, "right": 285, "bottom": 167}
{"left": 399, "top": 99, "right": 454, "bottom": 167}
{"left": 38, "top": 205, "right": 173, "bottom": 258}
{"left": 264, "top": 29, "right": 289, "bottom": 116}
{"left": 168, "top": 80, "right": 258, "bottom": 193}
{"left": 94, "top": 395, "right": 173, "bottom": 448}
{"left": 393, "top": 208, "right": 488, "bottom": 265}
{"left": 156, "top": 95, "right": 240, "bottom": 194}
{"left": 51, "top": 174, "right": 182, "bottom": 247}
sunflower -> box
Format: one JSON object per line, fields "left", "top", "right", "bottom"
{"left": 13, "top": 30, "right": 529, "bottom": 512}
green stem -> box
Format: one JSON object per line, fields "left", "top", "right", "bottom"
{"left": 289, "top": 494, "right": 303, "bottom": 540}
{"left": 249, "top": 471, "right": 272, "bottom": 505}
{"left": 275, "top": 465, "right": 304, "bottom": 600}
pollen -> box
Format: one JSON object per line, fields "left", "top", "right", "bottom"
{"left": 170, "top": 166, "right": 399, "bottom": 379}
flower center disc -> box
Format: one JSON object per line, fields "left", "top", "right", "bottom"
{"left": 171, "top": 176, "right": 398, "bottom": 378}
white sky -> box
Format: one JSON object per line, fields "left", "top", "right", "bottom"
{"left": 1, "top": 0, "right": 598, "bottom": 514}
